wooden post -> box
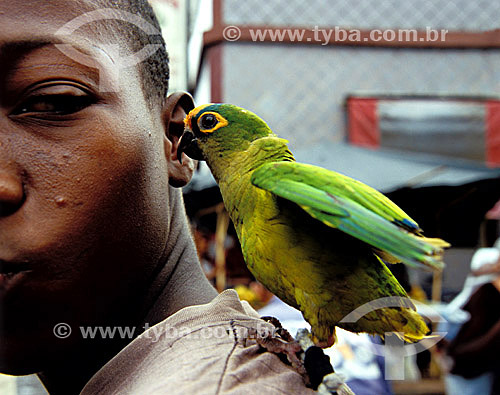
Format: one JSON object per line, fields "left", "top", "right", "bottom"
{"left": 431, "top": 270, "right": 442, "bottom": 302}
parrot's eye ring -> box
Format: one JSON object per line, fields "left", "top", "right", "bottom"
{"left": 199, "top": 113, "right": 218, "bottom": 130}
{"left": 194, "top": 111, "right": 228, "bottom": 133}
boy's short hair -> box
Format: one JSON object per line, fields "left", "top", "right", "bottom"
{"left": 88, "top": 0, "right": 170, "bottom": 106}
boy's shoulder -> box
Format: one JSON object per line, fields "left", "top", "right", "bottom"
{"left": 81, "top": 290, "right": 314, "bottom": 394}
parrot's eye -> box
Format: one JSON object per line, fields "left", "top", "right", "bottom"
{"left": 199, "top": 113, "right": 218, "bottom": 130}
{"left": 194, "top": 110, "right": 228, "bottom": 133}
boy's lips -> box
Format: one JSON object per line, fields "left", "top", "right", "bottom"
{"left": 0, "top": 260, "right": 31, "bottom": 291}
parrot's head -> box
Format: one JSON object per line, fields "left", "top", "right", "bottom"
{"left": 177, "top": 103, "right": 273, "bottom": 165}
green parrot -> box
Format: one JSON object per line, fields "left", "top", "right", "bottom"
{"left": 178, "top": 103, "right": 449, "bottom": 347}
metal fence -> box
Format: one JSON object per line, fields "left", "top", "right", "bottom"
{"left": 223, "top": 0, "right": 500, "bottom": 31}
{"left": 222, "top": 44, "right": 500, "bottom": 147}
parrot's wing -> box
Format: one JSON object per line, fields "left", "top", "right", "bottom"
{"left": 251, "top": 161, "right": 447, "bottom": 270}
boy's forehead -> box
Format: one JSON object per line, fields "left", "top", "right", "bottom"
{"left": 0, "top": 0, "right": 120, "bottom": 50}
{"left": 0, "top": 0, "right": 144, "bottom": 97}
{"left": 1, "top": 0, "right": 94, "bottom": 28}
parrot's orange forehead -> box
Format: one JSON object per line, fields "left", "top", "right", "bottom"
{"left": 184, "top": 104, "right": 213, "bottom": 129}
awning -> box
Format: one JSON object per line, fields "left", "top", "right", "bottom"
{"left": 291, "top": 141, "right": 500, "bottom": 192}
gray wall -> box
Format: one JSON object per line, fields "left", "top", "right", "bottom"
{"left": 222, "top": 44, "right": 500, "bottom": 147}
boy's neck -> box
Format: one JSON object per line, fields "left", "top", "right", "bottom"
{"left": 38, "top": 191, "right": 217, "bottom": 394}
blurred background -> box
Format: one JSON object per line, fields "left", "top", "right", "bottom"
{"left": 4, "top": 0, "right": 500, "bottom": 394}
{"left": 179, "top": 0, "right": 500, "bottom": 393}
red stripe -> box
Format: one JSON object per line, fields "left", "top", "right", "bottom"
{"left": 486, "top": 100, "right": 500, "bottom": 167}
{"left": 347, "top": 98, "right": 379, "bottom": 148}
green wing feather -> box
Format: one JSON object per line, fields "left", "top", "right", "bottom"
{"left": 251, "top": 161, "right": 447, "bottom": 270}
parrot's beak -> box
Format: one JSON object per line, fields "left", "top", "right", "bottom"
{"left": 177, "top": 130, "right": 204, "bottom": 163}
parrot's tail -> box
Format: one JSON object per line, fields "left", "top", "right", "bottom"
{"left": 420, "top": 236, "right": 451, "bottom": 250}
{"left": 374, "top": 235, "right": 450, "bottom": 272}
{"left": 337, "top": 301, "right": 430, "bottom": 344}
{"left": 416, "top": 235, "right": 450, "bottom": 270}
{"left": 381, "top": 307, "right": 430, "bottom": 343}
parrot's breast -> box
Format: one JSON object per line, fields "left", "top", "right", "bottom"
{"left": 217, "top": 159, "right": 426, "bottom": 344}
{"left": 227, "top": 177, "right": 361, "bottom": 314}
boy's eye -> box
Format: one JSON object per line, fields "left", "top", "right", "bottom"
{"left": 11, "top": 83, "right": 95, "bottom": 117}
{"left": 13, "top": 95, "right": 93, "bottom": 115}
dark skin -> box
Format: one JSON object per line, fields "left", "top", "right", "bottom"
{"left": 0, "top": 1, "right": 217, "bottom": 394}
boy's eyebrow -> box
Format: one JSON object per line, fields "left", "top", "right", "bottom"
{"left": 0, "top": 39, "right": 54, "bottom": 59}
{"left": 0, "top": 37, "right": 95, "bottom": 63}
{"left": 0, "top": 37, "right": 106, "bottom": 89}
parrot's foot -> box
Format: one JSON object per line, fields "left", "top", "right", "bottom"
{"left": 258, "top": 322, "right": 353, "bottom": 393}
{"left": 317, "top": 373, "right": 354, "bottom": 395}
{"left": 296, "top": 329, "right": 354, "bottom": 394}
{"left": 313, "top": 333, "right": 336, "bottom": 349}
{"left": 257, "top": 316, "right": 308, "bottom": 383}
{"left": 255, "top": 334, "right": 304, "bottom": 370}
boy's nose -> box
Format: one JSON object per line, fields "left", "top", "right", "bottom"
{"left": 0, "top": 171, "right": 23, "bottom": 216}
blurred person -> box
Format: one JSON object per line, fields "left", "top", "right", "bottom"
{"left": 442, "top": 238, "right": 500, "bottom": 394}
{"left": 192, "top": 226, "right": 216, "bottom": 281}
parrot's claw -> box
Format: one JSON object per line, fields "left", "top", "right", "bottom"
{"left": 256, "top": 334, "right": 304, "bottom": 369}
{"left": 312, "top": 334, "right": 336, "bottom": 349}
{"left": 296, "top": 328, "right": 354, "bottom": 394}
{"left": 255, "top": 317, "right": 309, "bottom": 383}
{"left": 317, "top": 373, "right": 355, "bottom": 395}
{"left": 296, "top": 327, "right": 335, "bottom": 349}
{"left": 296, "top": 328, "right": 315, "bottom": 349}
{"left": 256, "top": 320, "right": 354, "bottom": 394}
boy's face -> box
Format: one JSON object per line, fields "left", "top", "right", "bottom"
{"left": 0, "top": 0, "right": 179, "bottom": 373}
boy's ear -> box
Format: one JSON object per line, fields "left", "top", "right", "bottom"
{"left": 162, "top": 92, "right": 196, "bottom": 188}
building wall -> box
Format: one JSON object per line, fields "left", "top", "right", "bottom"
{"left": 221, "top": 43, "right": 500, "bottom": 147}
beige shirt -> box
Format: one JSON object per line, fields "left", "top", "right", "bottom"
{"left": 81, "top": 290, "right": 314, "bottom": 394}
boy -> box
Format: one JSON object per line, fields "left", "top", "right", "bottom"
{"left": 0, "top": 0, "right": 313, "bottom": 393}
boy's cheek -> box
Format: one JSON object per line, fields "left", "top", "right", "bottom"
{"left": 2, "top": 117, "right": 157, "bottom": 266}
